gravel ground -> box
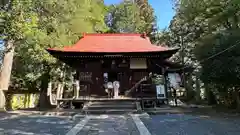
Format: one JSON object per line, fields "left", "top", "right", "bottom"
{"left": 140, "top": 113, "right": 240, "bottom": 135}
{"left": 0, "top": 111, "right": 240, "bottom": 135}
{"left": 0, "top": 114, "right": 84, "bottom": 135}
{"left": 78, "top": 115, "right": 139, "bottom": 135}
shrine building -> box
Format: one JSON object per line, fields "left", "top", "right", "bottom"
{"left": 47, "top": 33, "right": 185, "bottom": 107}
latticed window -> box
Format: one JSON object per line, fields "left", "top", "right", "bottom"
{"left": 79, "top": 72, "right": 92, "bottom": 82}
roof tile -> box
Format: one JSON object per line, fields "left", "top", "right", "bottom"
{"left": 47, "top": 33, "right": 172, "bottom": 53}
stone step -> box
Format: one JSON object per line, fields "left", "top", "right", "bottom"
{"left": 90, "top": 102, "right": 136, "bottom": 106}
{"left": 83, "top": 101, "right": 138, "bottom": 114}
{"left": 86, "top": 105, "right": 136, "bottom": 110}
{"left": 82, "top": 109, "right": 139, "bottom": 115}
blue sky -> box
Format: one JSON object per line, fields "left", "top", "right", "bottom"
{"left": 104, "top": 0, "right": 175, "bottom": 30}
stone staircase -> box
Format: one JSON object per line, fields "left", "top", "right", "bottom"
{"left": 82, "top": 100, "right": 140, "bottom": 114}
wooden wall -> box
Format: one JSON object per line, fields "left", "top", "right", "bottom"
{"left": 75, "top": 58, "right": 166, "bottom": 97}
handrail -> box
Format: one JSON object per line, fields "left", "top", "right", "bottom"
{"left": 125, "top": 74, "right": 153, "bottom": 97}
{"left": 125, "top": 77, "right": 146, "bottom": 96}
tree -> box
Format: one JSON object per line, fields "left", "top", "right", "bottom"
{"left": 17, "top": 0, "right": 107, "bottom": 103}
{"left": 135, "top": 0, "right": 157, "bottom": 41}
{"left": 0, "top": 0, "right": 108, "bottom": 109}
{"left": 0, "top": 0, "right": 40, "bottom": 108}
{"left": 106, "top": 0, "right": 157, "bottom": 42}
{"left": 106, "top": 1, "right": 144, "bottom": 33}
{"left": 195, "top": 30, "right": 240, "bottom": 108}
{"left": 158, "top": 0, "right": 240, "bottom": 107}
{"left": 14, "top": 0, "right": 108, "bottom": 86}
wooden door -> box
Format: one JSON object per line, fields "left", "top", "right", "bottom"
{"left": 117, "top": 72, "right": 129, "bottom": 95}
{"left": 88, "top": 61, "right": 105, "bottom": 97}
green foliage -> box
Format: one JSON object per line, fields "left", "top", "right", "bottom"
{"left": 160, "top": 0, "right": 240, "bottom": 75}
{"left": 106, "top": 1, "right": 144, "bottom": 33}
{"left": 135, "top": 0, "right": 157, "bottom": 40}
{"left": 152, "top": 74, "right": 164, "bottom": 85}
{"left": 158, "top": 0, "right": 240, "bottom": 107}
{"left": 0, "top": 17, "right": 5, "bottom": 26}
{"left": 5, "top": 0, "right": 108, "bottom": 91}
{"left": 176, "top": 0, "right": 240, "bottom": 87}
{"left": 0, "top": 0, "right": 39, "bottom": 40}
{"left": 195, "top": 30, "right": 240, "bottom": 86}
{"left": 106, "top": 0, "right": 157, "bottom": 41}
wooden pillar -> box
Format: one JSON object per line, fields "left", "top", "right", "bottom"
{"left": 75, "top": 80, "right": 80, "bottom": 98}
{"left": 163, "top": 67, "right": 169, "bottom": 105}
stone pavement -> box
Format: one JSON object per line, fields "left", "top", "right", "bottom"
{"left": 0, "top": 114, "right": 84, "bottom": 135}
{"left": 140, "top": 113, "right": 240, "bottom": 135}
{"left": 0, "top": 112, "right": 240, "bottom": 135}
{"left": 78, "top": 115, "right": 140, "bottom": 135}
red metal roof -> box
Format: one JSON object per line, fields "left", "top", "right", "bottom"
{"left": 47, "top": 33, "right": 174, "bottom": 53}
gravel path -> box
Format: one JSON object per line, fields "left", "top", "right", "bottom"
{"left": 140, "top": 113, "right": 240, "bottom": 135}
{"left": 0, "top": 112, "right": 240, "bottom": 135}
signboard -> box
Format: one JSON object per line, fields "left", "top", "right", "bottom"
{"left": 156, "top": 85, "right": 166, "bottom": 99}
{"left": 130, "top": 58, "right": 147, "bottom": 69}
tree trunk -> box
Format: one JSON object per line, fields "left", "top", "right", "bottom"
{"left": 195, "top": 75, "right": 201, "bottom": 103}
{"left": 205, "top": 84, "right": 217, "bottom": 105}
{"left": 235, "top": 89, "right": 240, "bottom": 110}
{"left": 60, "top": 83, "right": 64, "bottom": 99}
{"left": 48, "top": 82, "right": 57, "bottom": 105}
{"left": 0, "top": 90, "right": 6, "bottom": 110}
{"left": 76, "top": 80, "right": 80, "bottom": 98}
{"left": 38, "top": 72, "right": 51, "bottom": 109}
{"left": 57, "top": 70, "right": 65, "bottom": 99}
{"left": 56, "top": 83, "right": 62, "bottom": 99}
{"left": 0, "top": 40, "right": 14, "bottom": 109}
{"left": 186, "top": 73, "right": 194, "bottom": 100}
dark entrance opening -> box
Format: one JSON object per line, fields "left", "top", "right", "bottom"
{"left": 104, "top": 71, "right": 127, "bottom": 96}
{"left": 108, "top": 72, "right": 118, "bottom": 82}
